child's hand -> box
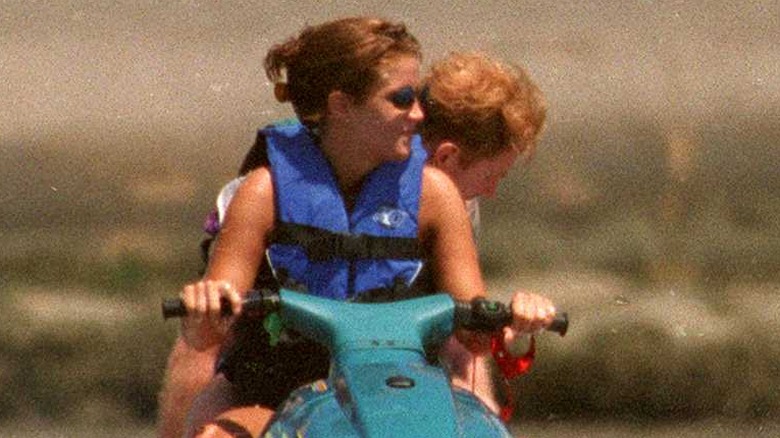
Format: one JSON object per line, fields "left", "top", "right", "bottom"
{"left": 179, "top": 280, "right": 242, "bottom": 351}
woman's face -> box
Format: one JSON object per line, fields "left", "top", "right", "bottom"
{"left": 347, "top": 55, "right": 423, "bottom": 164}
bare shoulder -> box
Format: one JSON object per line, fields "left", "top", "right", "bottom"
{"left": 421, "top": 165, "right": 459, "bottom": 202}
{"left": 237, "top": 167, "right": 273, "bottom": 197}
{"left": 223, "top": 166, "right": 275, "bottom": 224}
{"left": 420, "top": 165, "right": 466, "bottom": 230}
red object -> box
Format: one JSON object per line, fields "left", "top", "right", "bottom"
{"left": 490, "top": 334, "right": 536, "bottom": 422}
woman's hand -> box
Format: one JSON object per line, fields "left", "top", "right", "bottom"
{"left": 179, "top": 280, "right": 243, "bottom": 351}
{"left": 504, "top": 290, "right": 556, "bottom": 345}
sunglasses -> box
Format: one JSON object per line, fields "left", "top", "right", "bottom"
{"left": 388, "top": 85, "right": 429, "bottom": 110}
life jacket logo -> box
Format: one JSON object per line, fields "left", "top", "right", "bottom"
{"left": 373, "top": 206, "right": 408, "bottom": 229}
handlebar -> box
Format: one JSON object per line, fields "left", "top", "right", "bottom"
{"left": 454, "top": 298, "right": 568, "bottom": 336}
{"left": 162, "top": 290, "right": 568, "bottom": 336}
{"left": 161, "top": 289, "right": 279, "bottom": 319}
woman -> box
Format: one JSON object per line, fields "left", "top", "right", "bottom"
{"left": 159, "top": 17, "right": 555, "bottom": 437}
{"left": 194, "top": 52, "right": 550, "bottom": 420}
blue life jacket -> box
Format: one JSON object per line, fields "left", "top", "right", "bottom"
{"left": 264, "top": 122, "right": 427, "bottom": 300}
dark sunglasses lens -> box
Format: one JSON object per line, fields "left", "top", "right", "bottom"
{"left": 390, "top": 86, "right": 416, "bottom": 109}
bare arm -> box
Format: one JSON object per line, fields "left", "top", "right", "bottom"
{"left": 179, "top": 167, "right": 275, "bottom": 350}
{"left": 419, "top": 165, "right": 487, "bottom": 302}
{"left": 420, "top": 166, "right": 556, "bottom": 351}
{"left": 204, "top": 167, "right": 275, "bottom": 292}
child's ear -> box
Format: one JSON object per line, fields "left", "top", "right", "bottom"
{"left": 431, "top": 142, "right": 462, "bottom": 171}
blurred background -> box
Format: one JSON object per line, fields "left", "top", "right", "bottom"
{"left": 1, "top": 1, "right": 778, "bottom": 436}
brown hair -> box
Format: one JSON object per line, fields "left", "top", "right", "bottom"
{"left": 264, "top": 17, "right": 421, "bottom": 125}
{"left": 420, "top": 52, "right": 547, "bottom": 163}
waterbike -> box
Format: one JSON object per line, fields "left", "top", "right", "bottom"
{"left": 163, "top": 288, "right": 568, "bottom": 438}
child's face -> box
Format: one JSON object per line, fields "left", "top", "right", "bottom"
{"left": 452, "top": 148, "right": 519, "bottom": 200}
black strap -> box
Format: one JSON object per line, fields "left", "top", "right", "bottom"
{"left": 239, "top": 130, "right": 270, "bottom": 175}
{"left": 270, "top": 222, "right": 421, "bottom": 262}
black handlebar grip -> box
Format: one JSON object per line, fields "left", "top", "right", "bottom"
{"left": 161, "top": 298, "right": 186, "bottom": 319}
{"left": 161, "top": 290, "right": 277, "bottom": 320}
{"left": 160, "top": 298, "right": 235, "bottom": 320}
{"left": 547, "top": 312, "right": 569, "bottom": 337}
{"left": 453, "top": 299, "right": 570, "bottom": 336}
